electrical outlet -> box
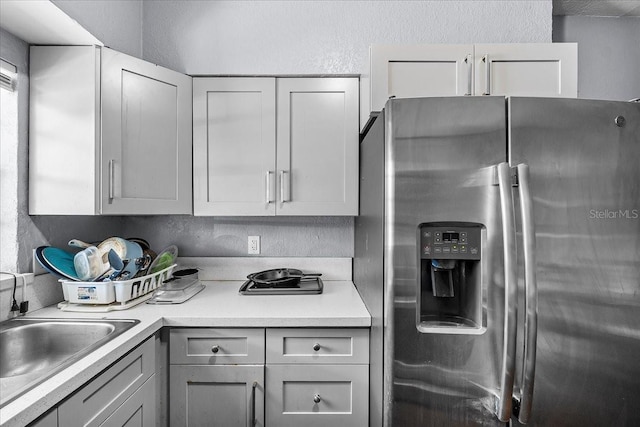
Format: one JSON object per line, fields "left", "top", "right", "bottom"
{"left": 248, "top": 236, "right": 260, "bottom": 255}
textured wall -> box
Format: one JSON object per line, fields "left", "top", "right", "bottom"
{"left": 143, "top": 0, "right": 552, "bottom": 75}
{"left": 123, "top": 216, "right": 354, "bottom": 257}
{"left": 0, "top": 29, "right": 26, "bottom": 271}
{"left": 553, "top": 16, "right": 640, "bottom": 101}
{"left": 52, "top": 0, "right": 143, "bottom": 57}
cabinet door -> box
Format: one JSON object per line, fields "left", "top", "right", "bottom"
{"left": 101, "top": 47, "right": 192, "bottom": 215}
{"left": 266, "top": 364, "right": 368, "bottom": 427}
{"left": 170, "top": 365, "right": 264, "bottom": 427}
{"left": 58, "top": 338, "right": 155, "bottom": 427}
{"left": 99, "top": 375, "right": 156, "bottom": 427}
{"left": 370, "top": 44, "right": 474, "bottom": 112}
{"left": 474, "top": 43, "right": 577, "bottom": 97}
{"left": 276, "top": 77, "right": 359, "bottom": 216}
{"left": 193, "top": 77, "right": 277, "bottom": 216}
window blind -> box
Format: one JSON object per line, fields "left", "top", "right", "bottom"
{"left": 0, "top": 59, "right": 17, "bottom": 92}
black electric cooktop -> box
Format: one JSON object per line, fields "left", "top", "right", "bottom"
{"left": 238, "top": 277, "right": 324, "bottom": 295}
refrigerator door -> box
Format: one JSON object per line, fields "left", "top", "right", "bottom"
{"left": 385, "top": 97, "right": 512, "bottom": 426}
{"left": 509, "top": 97, "right": 640, "bottom": 426}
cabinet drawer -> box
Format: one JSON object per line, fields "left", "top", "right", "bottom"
{"left": 170, "top": 328, "right": 265, "bottom": 365}
{"left": 266, "top": 328, "right": 369, "bottom": 364}
{"left": 266, "top": 364, "right": 368, "bottom": 427}
{"left": 58, "top": 337, "right": 155, "bottom": 427}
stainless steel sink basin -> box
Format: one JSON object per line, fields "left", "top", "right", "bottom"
{"left": 0, "top": 318, "right": 139, "bottom": 407}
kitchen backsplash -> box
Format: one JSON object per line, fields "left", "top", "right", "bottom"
{"left": 0, "top": 274, "right": 62, "bottom": 322}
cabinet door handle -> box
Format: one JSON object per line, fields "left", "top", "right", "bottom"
{"left": 464, "top": 54, "right": 472, "bottom": 96}
{"left": 482, "top": 54, "right": 491, "bottom": 95}
{"left": 313, "top": 394, "right": 322, "bottom": 403}
{"left": 108, "top": 159, "right": 115, "bottom": 200}
{"left": 265, "top": 171, "right": 275, "bottom": 203}
{"left": 313, "top": 343, "right": 321, "bottom": 352}
{"left": 250, "top": 381, "right": 258, "bottom": 426}
{"left": 279, "top": 170, "right": 291, "bottom": 203}
{"left": 211, "top": 345, "right": 220, "bottom": 353}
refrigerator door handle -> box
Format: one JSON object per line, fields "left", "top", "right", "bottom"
{"left": 496, "top": 162, "right": 518, "bottom": 422}
{"left": 516, "top": 163, "right": 538, "bottom": 424}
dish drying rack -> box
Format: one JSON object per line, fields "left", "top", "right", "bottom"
{"left": 57, "top": 264, "right": 176, "bottom": 312}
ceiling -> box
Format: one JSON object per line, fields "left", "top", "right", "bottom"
{"left": 553, "top": 0, "right": 640, "bottom": 16}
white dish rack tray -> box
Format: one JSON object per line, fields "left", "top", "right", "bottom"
{"left": 57, "top": 264, "right": 176, "bottom": 312}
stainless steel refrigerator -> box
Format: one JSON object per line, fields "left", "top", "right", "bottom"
{"left": 354, "top": 96, "right": 640, "bottom": 426}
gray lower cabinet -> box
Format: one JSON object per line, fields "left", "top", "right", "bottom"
{"left": 170, "top": 365, "right": 265, "bottom": 427}
{"left": 169, "top": 328, "right": 266, "bottom": 427}
{"left": 30, "top": 336, "right": 156, "bottom": 427}
{"left": 265, "top": 328, "right": 369, "bottom": 427}
{"left": 169, "top": 327, "right": 369, "bottom": 427}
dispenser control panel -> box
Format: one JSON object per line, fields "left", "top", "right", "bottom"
{"left": 419, "top": 223, "right": 482, "bottom": 260}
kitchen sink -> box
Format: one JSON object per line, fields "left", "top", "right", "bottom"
{"left": 0, "top": 318, "right": 139, "bottom": 407}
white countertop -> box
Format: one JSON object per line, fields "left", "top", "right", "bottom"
{"left": 0, "top": 274, "right": 370, "bottom": 426}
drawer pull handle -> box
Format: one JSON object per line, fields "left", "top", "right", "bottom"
{"left": 313, "top": 343, "right": 321, "bottom": 352}
{"left": 211, "top": 345, "right": 220, "bottom": 353}
{"left": 313, "top": 394, "right": 322, "bottom": 403}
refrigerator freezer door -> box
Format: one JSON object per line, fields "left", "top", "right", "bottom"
{"left": 509, "top": 97, "right": 640, "bottom": 426}
{"left": 385, "top": 97, "right": 511, "bottom": 426}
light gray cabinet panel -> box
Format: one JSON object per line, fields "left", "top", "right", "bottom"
{"left": 100, "top": 48, "right": 192, "bottom": 215}
{"left": 29, "top": 45, "right": 100, "bottom": 215}
{"left": 58, "top": 338, "right": 155, "bottom": 427}
{"left": 276, "top": 78, "right": 359, "bottom": 216}
{"left": 193, "top": 77, "right": 276, "bottom": 215}
{"left": 474, "top": 44, "right": 577, "bottom": 98}
{"left": 370, "top": 44, "right": 473, "bottom": 112}
{"left": 169, "top": 328, "right": 265, "bottom": 365}
{"left": 265, "top": 364, "right": 368, "bottom": 427}
{"left": 169, "top": 365, "right": 264, "bottom": 427}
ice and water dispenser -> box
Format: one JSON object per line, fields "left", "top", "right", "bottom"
{"left": 417, "top": 222, "right": 485, "bottom": 334}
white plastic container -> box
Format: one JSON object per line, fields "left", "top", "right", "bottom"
{"left": 61, "top": 264, "right": 176, "bottom": 306}
{"left": 63, "top": 281, "right": 116, "bottom": 304}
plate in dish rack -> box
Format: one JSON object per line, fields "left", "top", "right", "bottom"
{"left": 35, "top": 246, "right": 79, "bottom": 281}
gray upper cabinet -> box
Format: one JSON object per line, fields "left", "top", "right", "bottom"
{"left": 29, "top": 46, "right": 192, "bottom": 215}
{"left": 193, "top": 77, "right": 277, "bottom": 216}
{"left": 370, "top": 43, "right": 578, "bottom": 113}
{"left": 193, "top": 76, "right": 359, "bottom": 216}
